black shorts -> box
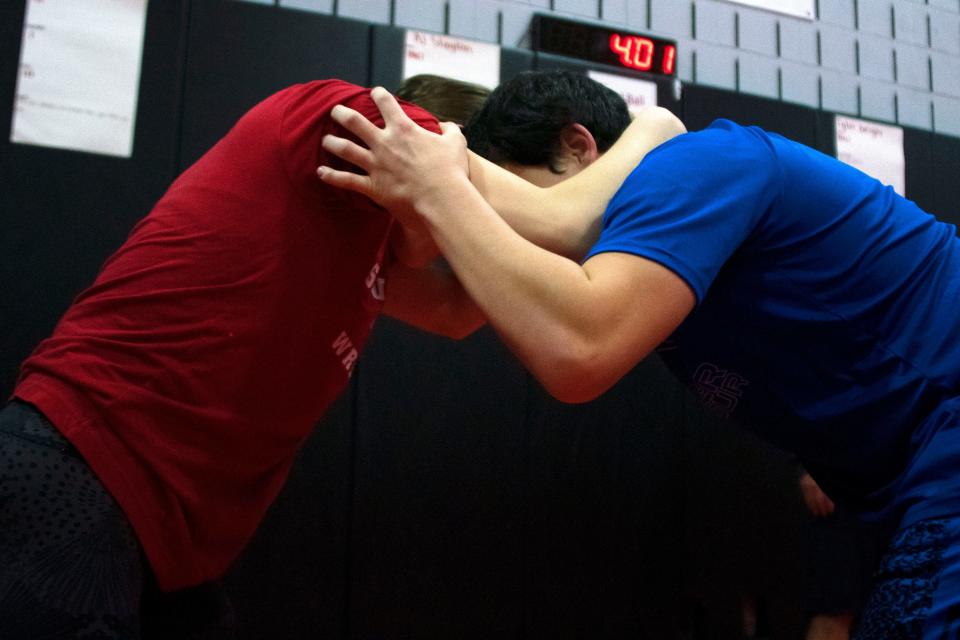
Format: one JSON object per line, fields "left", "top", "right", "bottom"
{"left": 0, "top": 400, "right": 145, "bottom": 639}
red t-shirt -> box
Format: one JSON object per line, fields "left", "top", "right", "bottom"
{"left": 14, "top": 80, "right": 439, "bottom": 590}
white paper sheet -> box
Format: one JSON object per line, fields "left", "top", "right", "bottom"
{"left": 587, "top": 70, "right": 659, "bottom": 113}
{"left": 835, "top": 115, "right": 906, "bottom": 197}
{"left": 723, "top": 0, "right": 815, "bottom": 20}
{"left": 11, "top": 0, "right": 148, "bottom": 158}
{"left": 402, "top": 30, "right": 500, "bottom": 90}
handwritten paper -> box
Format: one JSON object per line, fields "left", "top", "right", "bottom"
{"left": 835, "top": 115, "right": 905, "bottom": 196}
{"left": 11, "top": 0, "right": 148, "bottom": 157}
{"left": 403, "top": 30, "right": 500, "bottom": 90}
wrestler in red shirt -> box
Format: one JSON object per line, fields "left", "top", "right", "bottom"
{"left": 0, "top": 76, "right": 683, "bottom": 637}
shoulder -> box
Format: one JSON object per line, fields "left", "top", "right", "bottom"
{"left": 651, "top": 119, "right": 777, "bottom": 164}
{"left": 274, "top": 79, "right": 439, "bottom": 134}
{"left": 620, "top": 119, "right": 781, "bottom": 195}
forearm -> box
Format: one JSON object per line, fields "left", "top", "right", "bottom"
{"left": 383, "top": 260, "right": 486, "bottom": 339}
{"left": 315, "top": 90, "right": 691, "bottom": 398}
{"left": 469, "top": 108, "right": 686, "bottom": 260}
{"left": 415, "top": 176, "right": 617, "bottom": 400}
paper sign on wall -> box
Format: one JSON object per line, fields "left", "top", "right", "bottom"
{"left": 835, "top": 116, "right": 905, "bottom": 197}
{"left": 723, "top": 0, "right": 815, "bottom": 20}
{"left": 11, "top": 0, "right": 148, "bottom": 158}
{"left": 403, "top": 30, "right": 501, "bottom": 90}
{"left": 587, "top": 70, "right": 659, "bottom": 113}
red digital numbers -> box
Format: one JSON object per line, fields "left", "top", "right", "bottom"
{"left": 610, "top": 34, "right": 677, "bottom": 75}
{"left": 662, "top": 44, "right": 676, "bottom": 75}
{"left": 610, "top": 34, "right": 653, "bottom": 71}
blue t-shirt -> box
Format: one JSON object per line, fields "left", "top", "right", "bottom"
{"left": 586, "top": 119, "right": 960, "bottom": 524}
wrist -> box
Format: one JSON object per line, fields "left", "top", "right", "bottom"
{"left": 414, "top": 174, "right": 476, "bottom": 224}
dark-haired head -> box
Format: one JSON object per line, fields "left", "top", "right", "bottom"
{"left": 464, "top": 70, "right": 630, "bottom": 173}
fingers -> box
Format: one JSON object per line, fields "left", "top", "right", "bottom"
{"left": 370, "top": 86, "right": 411, "bottom": 128}
{"left": 822, "top": 496, "right": 836, "bottom": 515}
{"left": 438, "top": 121, "right": 462, "bottom": 137}
{"left": 322, "top": 134, "right": 373, "bottom": 170}
{"left": 316, "top": 165, "right": 373, "bottom": 197}
{"left": 330, "top": 104, "right": 383, "bottom": 145}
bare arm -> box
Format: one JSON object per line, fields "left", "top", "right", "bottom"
{"left": 403, "top": 175, "right": 693, "bottom": 401}
{"left": 382, "top": 258, "right": 486, "bottom": 339}
{"left": 468, "top": 108, "right": 686, "bottom": 260}
{"left": 384, "top": 220, "right": 485, "bottom": 338}
{"left": 318, "top": 89, "right": 694, "bottom": 402}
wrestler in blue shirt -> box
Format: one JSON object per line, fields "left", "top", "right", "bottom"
{"left": 319, "top": 70, "right": 960, "bottom": 640}
{"left": 589, "top": 119, "right": 960, "bottom": 529}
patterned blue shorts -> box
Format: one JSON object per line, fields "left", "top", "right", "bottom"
{"left": 853, "top": 516, "right": 960, "bottom": 639}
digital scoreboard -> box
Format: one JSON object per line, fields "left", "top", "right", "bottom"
{"left": 531, "top": 15, "right": 678, "bottom": 77}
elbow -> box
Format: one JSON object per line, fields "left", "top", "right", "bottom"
{"left": 533, "top": 341, "right": 615, "bottom": 404}
{"left": 434, "top": 306, "right": 487, "bottom": 340}
{"left": 655, "top": 107, "right": 688, "bottom": 136}
{"left": 638, "top": 106, "right": 687, "bottom": 139}
{"left": 442, "top": 317, "right": 485, "bottom": 340}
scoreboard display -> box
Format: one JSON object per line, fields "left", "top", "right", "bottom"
{"left": 531, "top": 14, "right": 678, "bottom": 77}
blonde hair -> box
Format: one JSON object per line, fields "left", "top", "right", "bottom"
{"left": 395, "top": 74, "right": 491, "bottom": 126}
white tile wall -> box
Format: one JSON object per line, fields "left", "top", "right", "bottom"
{"left": 780, "top": 60, "right": 819, "bottom": 107}
{"left": 820, "top": 24, "right": 858, "bottom": 72}
{"left": 695, "top": 0, "right": 737, "bottom": 46}
{"left": 930, "top": 7, "right": 960, "bottom": 54}
{"left": 652, "top": 0, "right": 693, "bottom": 37}
{"left": 934, "top": 94, "right": 960, "bottom": 134}
{"left": 737, "top": 7, "right": 778, "bottom": 55}
{"left": 860, "top": 78, "right": 898, "bottom": 121}
{"left": 695, "top": 41, "right": 738, "bottom": 89}
{"left": 240, "top": 0, "right": 960, "bottom": 135}
{"left": 779, "top": 18, "right": 819, "bottom": 64}
{"left": 893, "top": 2, "right": 928, "bottom": 45}
{"left": 821, "top": 68, "right": 860, "bottom": 114}
{"left": 898, "top": 86, "right": 934, "bottom": 128}
{"left": 895, "top": 44, "right": 931, "bottom": 89}
{"left": 738, "top": 50, "right": 780, "bottom": 98}
{"left": 932, "top": 50, "right": 960, "bottom": 96}
{"left": 394, "top": 0, "right": 445, "bottom": 32}
{"left": 336, "top": 0, "right": 390, "bottom": 25}
{"left": 819, "top": 0, "right": 857, "bottom": 29}
{"left": 858, "top": 1, "right": 894, "bottom": 37}
{"left": 279, "top": 0, "right": 333, "bottom": 13}
{"left": 859, "top": 34, "right": 896, "bottom": 82}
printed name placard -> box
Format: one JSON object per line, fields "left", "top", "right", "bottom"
{"left": 11, "top": 0, "right": 148, "bottom": 158}
{"left": 835, "top": 115, "right": 906, "bottom": 197}
{"left": 403, "top": 30, "right": 501, "bottom": 89}
{"left": 587, "top": 69, "right": 659, "bottom": 113}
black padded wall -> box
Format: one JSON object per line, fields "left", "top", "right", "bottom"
{"left": 932, "top": 134, "right": 960, "bottom": 226}
{"left": 675, "top": 84, "right": 820, "bottom": 639}
{"left": 350, "top": 322, "right": 529, "bottom": 637}
{"left": 369, "top": 25, "right": 405, "bottom": 90}
{"left": 4, "top": 6, "right": 960, "bottom": 639}
{"left": 520, "top": 356, "right": 686, "bottom": 637}
{"left": 179, "top": 1, "right": 371, "bottom": 170}
{"left": 903, "top": 128, "right": 937, "bottom": 215}
{"left": 0, "top": 1, "right": 188, "bottom": 396}
{"left": 682, "top": 84, "right": 819, "bottom": 143}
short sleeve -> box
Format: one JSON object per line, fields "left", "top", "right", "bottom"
{"left": 278, "top": 80, "right": 441, "bottom": 203}
{"left": 585, "top": 120, "right": 781, "bottom": 303}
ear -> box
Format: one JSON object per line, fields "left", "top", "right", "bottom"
{"left": 557, "top": 123, "right": 600, "bottom": 168}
